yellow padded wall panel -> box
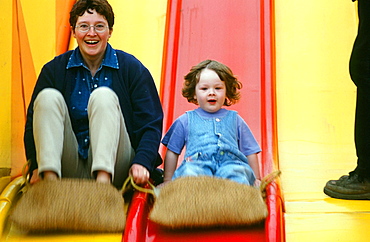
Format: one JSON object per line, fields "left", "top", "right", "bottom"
{"left": 21, "top": 0, "right": 56, "bottom": 88}
{"left": 11, "top": 1, "right": 27, "bottom": 177}
{"left": 68, "top": 0, "right": 167, "bottom": 89}
{"left": 0, "top": 1, "right": 12, "bottom": 169}
{"left": 275, "top": 0, "right": 367, "bottom": 241}
{"left": 56, "top": 0, "right": 75, "bottom": 55}
{"left": 9, "top": 0, "right": 57, "bottom": 177}
{"left": 67, "top": 1, "right": 167, "bottom": 88}
{"left": 275, "top": 0, "right": 358, "bottom": 200}
{"left": 107, "top": 0, "right": 167, "bottom": 89}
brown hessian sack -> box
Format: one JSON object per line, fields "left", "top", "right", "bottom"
{"left": 10, "top": 178, "right": 126, "bottom": 233}
{"left": 149, "top": 171, "right": 281, "bottom": 229}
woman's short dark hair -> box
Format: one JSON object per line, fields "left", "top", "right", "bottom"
{"left": 69, "top": 0, "right": 114, "bottom": 30}
{"left": 182, "top": 60, "right": 242, "bottom": 106}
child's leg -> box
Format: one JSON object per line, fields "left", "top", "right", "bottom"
{"left": 172, "top": 161, "right": 215, "bottom": 180}
{"left": 215, "top": 160, "right": 256, "bottom": 185}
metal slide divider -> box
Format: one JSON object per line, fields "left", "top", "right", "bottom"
{"left": 0, "top": 177, "right": 26, "bottom": 238}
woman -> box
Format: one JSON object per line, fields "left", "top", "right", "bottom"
{"left": 24, "top": 0, "right": 163, "bottom": 188}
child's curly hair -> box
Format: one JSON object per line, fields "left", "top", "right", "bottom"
{"left": 182, "top": 60, "right": 242, "bottom": 106}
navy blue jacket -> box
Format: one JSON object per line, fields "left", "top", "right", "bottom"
{"left": 24, "top": 48, "right": 163, "bottom": 175}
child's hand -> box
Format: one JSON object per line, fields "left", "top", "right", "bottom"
{"left": 254, "top": 179, "right": 261, "bottom": 188}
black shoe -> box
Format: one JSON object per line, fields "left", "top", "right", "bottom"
{"left": 324, "top": 173, "right": 370, "bottom": 200}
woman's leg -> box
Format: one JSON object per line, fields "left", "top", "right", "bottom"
{"left": 88, "top": 87, "right": 134, "bottom": 188}
{"left": 33, "top": 88, "right": 79, "bottom": 179}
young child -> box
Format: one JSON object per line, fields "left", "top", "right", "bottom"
{"left": 162, "top": 60, "right": 261, "bottom": 186}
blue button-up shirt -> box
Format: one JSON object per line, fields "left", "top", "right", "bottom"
{"left": 65, "top": 45, "right": 119, "bottom": 159}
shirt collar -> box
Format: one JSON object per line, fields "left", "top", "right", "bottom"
{"left": 66, "top": 43, "right": 119, "bottom": 70}
{"left": 195, "top": 107, "right": 228, "bottom": 117}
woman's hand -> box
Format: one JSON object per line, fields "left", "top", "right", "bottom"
{"left": 129, "top": 164, "right": 150, "bottom": 185}
{"left": 30, "top": 169, "right": 40, "bottom": 184}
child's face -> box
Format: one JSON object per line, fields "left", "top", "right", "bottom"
{"left": 194, "top": 68, "right": 226, "bottom": 113}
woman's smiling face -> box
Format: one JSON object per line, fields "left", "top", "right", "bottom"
{"left": 72, "top": 9, "right": 112, "bottom": 62}
{"left": 194, "top": 68, "right": 226, "bottom": 113}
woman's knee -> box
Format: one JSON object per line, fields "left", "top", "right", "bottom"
{"left": 89, "top": 87, "right": 118, "bottom": 107}
{"left": 34, "top": 88, "right": 64, "bottom": 110}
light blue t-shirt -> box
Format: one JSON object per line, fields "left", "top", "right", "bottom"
{"left": 162, "top": 108, "right": 261, "bottom": 156}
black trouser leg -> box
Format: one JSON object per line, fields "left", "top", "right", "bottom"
{"left": 353, "top": 84, "right": 370, "bottom": 179}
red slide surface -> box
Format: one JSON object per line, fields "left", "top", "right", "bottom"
{"left": 124, "top": 0, "right": 284, "bottom": 241}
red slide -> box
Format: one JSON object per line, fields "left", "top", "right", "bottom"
{"left": 123, "top": 0, "right": 284, "bottom": 241}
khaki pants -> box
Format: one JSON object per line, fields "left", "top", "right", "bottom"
{"left": 33, "top": 87, "right": 134, "bottom": 188}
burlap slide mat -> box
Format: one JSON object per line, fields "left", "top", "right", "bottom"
{"left": 10, "top": 179, "right": 126, "bottom": 233}
{"left": 149, "top": 176, "right": 268, "bottom": 229}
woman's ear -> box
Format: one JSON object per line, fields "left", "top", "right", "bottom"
{"left": 71, "top": 26, "right": 76, "bottom": 38}
{"left": 108, "top": 28, "right": 113, "bottom": 39}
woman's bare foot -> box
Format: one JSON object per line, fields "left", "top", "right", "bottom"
{"left": 30, "top": 169, "right": 40, "bottom": 184}
{"left": 43, "top": 171, "right": 58, "bottom": 181}
{"left": 96, "top": 170, "right": 112, "bottom": 184}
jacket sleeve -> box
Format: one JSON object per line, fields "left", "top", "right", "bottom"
{"left": 24, "top": 52, "right": 70, "bottom": 173}
{"left": 24, "top": 60, "right": 56, "bottom": 171}
{"left": 115, "top": 52, "right": 164, "bottom": 172}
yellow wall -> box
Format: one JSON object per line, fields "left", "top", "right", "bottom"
{"left": 275, "top": 1, "right": 359, "bottom": 240}
{"left": 68, "top": 0, "right": 167, "bottom": 87}
{"left": 0, "top": 0, "right": 12, "bottom": 169}
{"left": 11, "top": 0, "right": 56, "bottom": 176}
{"left": 109, "top": 0, "right": 167, "bottom": 87}
{"left": 275, "top": 0, "right": 358, "bottom": 180}
{"left": 22, "top": 0, "right": 56, "bottom": 79}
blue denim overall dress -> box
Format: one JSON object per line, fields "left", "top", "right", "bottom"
{"left": 172, "top": 110, "right": 256, "bottom": 185}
